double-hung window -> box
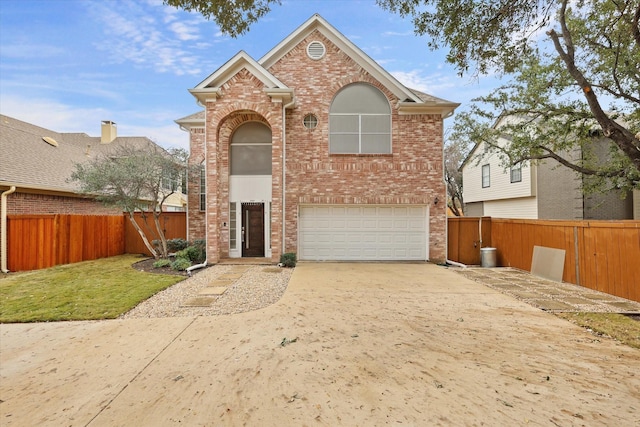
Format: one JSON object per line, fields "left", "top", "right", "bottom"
{"left": 482, "top": 164, "right": 490, "bottom": 188}
{"left": 510, "top": 163, "right": 522, "bottom": 183}
{"left": 329, "top": 83, "right": 391, "bottom": 154}
{"left": 199, "top": 164, "right": 206, "bottom": 211}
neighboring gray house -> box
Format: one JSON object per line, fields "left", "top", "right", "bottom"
{"left": 461, "top": 115, "right": 638, "bottom": 220}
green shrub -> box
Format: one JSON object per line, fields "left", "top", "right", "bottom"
{"left": 153, "top": 259, "right": 172, "bottom": 268}
{"left": 175, "top": 241, "right": 206, "bottom": 264}
{"left": 171, "top": 257, "right": 192, "bottom": 271}
{"left": 280, "top": 252, "right": 297, "bottom": 268}
{"left": 166, "top": 238, "right": 189, "bottom": 252}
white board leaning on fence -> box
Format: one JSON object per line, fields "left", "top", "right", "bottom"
{"left": 531, "top": 246, "right": 566, "bottom": 282}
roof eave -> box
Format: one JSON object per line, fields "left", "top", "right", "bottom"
{"left": 397, "top": 102, "right": 461, "bottom": 118}
{"left": 189, "top": 87, "right": 222, "bottom": 104}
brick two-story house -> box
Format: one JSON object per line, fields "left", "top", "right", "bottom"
{"left": 176, "top": 14, "right": 458, "bottom": 263}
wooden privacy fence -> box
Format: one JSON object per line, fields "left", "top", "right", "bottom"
{"left": 5, "top": 212, "right": 186, "bottom": 272}
{"left": 124, "top": 212, "right": 187, "bottom": 256}
{"left": 448, "top": 217, "right": 640, "bottom": 303}
{"left": 6, "top": 214, "right": 125, "bottom": 271}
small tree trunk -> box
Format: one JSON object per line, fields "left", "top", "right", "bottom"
{"left": 153, "top": 207, "right": 169, "bottom": 259}
{"left": 126, "top": 211, "right": 159, "bottom": 258}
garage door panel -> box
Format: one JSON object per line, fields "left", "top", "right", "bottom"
{"left": 299, "top": 205, "right": 428, "bottom": 261}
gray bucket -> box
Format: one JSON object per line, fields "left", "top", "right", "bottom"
{"left": 480, "top": 247, "right": 497, "bottom": 268}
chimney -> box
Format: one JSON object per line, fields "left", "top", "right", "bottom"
{"left": 101, "top": 120, "right": 117, "bottom": 144}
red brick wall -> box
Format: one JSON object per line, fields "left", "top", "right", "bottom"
{"left": 187, "top": 30, "right": 448, "bottom": 262}
{"left": 7, "top": 192, "right": 122, "bottom": 215}
{"left": 187, "top": 127, "right": 206, "bottom": 242}
{"left": 270, "top": 31, "right": 447, "bottom": 261}
{"left": 194, "top": 69, "right": 284, "bottom": 263}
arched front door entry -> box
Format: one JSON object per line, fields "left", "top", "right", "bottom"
{"left": 229, "top": 121, "right": 272, "bottom": 258}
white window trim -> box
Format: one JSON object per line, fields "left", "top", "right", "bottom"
{"left": 482, "top": 164, "right": 490, "bottom": 188}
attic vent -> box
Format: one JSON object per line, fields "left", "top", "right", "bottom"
{"left": 42, "top": 136, "right": 58, "bottom": 147}
{"left": 307, "top": 41, "right": 326, "bottom": 60}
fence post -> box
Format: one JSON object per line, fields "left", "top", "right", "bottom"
{"left": 573, "top": 226, "right": 580, "bottom": 286}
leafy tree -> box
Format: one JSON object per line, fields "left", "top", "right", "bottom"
{"left": 444, "top": 137, "right": 468, "bottom": 216}
{"left": 164, "top": 0, "right": 280, "bottom": 37}
{"left": 165, "top": 0, "right": 639, "bottom": 190}
{"left": 70, "top": 145, "right": 190, "bottom": 259}
{"left": 438, "top": 1, "right": 640, "bottom": 192}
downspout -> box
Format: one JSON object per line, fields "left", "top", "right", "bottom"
{"left": 1, "top": 186, "right": 16, "bottom": 273}
{"left": 186, "top": 109, "right": 208, "bottom": 276}
{"left": 446, "top": 259, "right": 468, "bottom": 269}
{"left": 441, "top": 110, "right": 465, "bottom": 268}
{"left": 281, "top": 97, "right": 296, "bottom": 256}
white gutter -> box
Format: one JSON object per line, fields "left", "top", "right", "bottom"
{"left": 281, "top": 97, "right": 296, "bottom": 256}
{"left": 1, "top": 186, "right": 16, "bottom": 273}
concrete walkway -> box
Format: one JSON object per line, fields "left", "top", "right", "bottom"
{"left": 1, "top": 263, "right": 639, "bottom": 426}
{"left": 455, "top": 267, "right": 640, "bottom": 313}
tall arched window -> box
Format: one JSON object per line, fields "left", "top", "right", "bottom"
{"left": 329, "top": 83, "right": 391, "bottom": 154}
{"left": 230, "top": 122, "right": 272, "bottom": 175}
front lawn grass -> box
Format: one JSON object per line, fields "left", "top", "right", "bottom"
{"left": 0, "top": 255, "right": 184, "bottom": 323}
{"left": 555, "top": 312, "right": 640, "bottom": 349}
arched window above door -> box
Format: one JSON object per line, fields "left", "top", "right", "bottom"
{"left": 230, "top": 122, "right": 272, "bottom": 175}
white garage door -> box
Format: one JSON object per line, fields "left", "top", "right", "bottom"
{"left": 298, "top": 205, "right": 428, "bottom": 261}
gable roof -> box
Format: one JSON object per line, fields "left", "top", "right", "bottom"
{"left": 260, "top": 14, "right": 421, "bottom": 103}
{"left": 186, "top": 14, "right": 458, "bottom": 117}
{"left": 190, "top": 51, "right": 293, "bottom": 104}
{"left": 0, "top": 114, "right": 157, "bottom": 195}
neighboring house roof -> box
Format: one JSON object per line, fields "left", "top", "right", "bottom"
{"left": 184, "top": 13, "right": 458, "bottom": 118}
{"left": 175, "top": 111, "right": 205, "bottom": 131}
{"left": 0, "top": 114, "right": 157, "bottom": 195}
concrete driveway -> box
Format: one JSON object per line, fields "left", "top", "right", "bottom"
{"left": 1, "top": 263, "right": 639, "bottom": 426}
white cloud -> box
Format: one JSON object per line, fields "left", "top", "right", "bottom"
{"left": 383, "top": 31, "right": 413, "bottom": 37}
{"left": 86, "top": 1, "right": 213, "bottom": 76}
{"left": 0, "top": 43, "right": 66, "bottom": 59}
{"left": 170, "top": 21, "right": 200, "bottom": 41}
{"left": 391, "top": 70, "right": 457, "bottom": 94}
{"left": 0, "top": 95, "right": 111, "bottom": 135}
{"left": 0, "top": 94, "right": 189, "bottom": 150}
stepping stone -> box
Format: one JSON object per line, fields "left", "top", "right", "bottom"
{"left": 181, "top": 297, "right": 215, "bottom": 307}
{"left": 533, "top": 300, "right": 575, "bottom": 311}
{"left": 538, "top": 288, "right": 569, "bottom": 296}
{"left": 564, "top": 297, "right": 593, "bottom": 305}
{"left": 511, "top": 291, "right": 540, "bottom": 299}
{"left": 209, "top": 279, "right": 234, "bottom": 287}
{"left": 606, "top": 301, "right": 640, "bottom": 312}
{"left": 199, "top": 287, "right": 227, "bottom": 296}
{"left": 581, "top": 293, "right": 615, "bottom": 301}
{"left": 491, "top": 284, "right": 523, "bottom": 291}
{"left": 262, "top": 267, "right": 282, "bottom": 273}
{"left": 219, "top": 273, "right": 244, "bottom": 280}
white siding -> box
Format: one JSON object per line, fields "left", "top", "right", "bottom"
{"left": 463, "top": 139, "right": 535, "bottom": 204}
{"left": 484, "top": 197, "right": 538, "bottom": 219}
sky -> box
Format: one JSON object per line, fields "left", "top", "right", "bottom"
{"left": 0, "top": 0, "right": 502, "bottom": 150}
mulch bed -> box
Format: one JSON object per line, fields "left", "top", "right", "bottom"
{"left": 131, "top": 257, "right": 189, "bottom": 277}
